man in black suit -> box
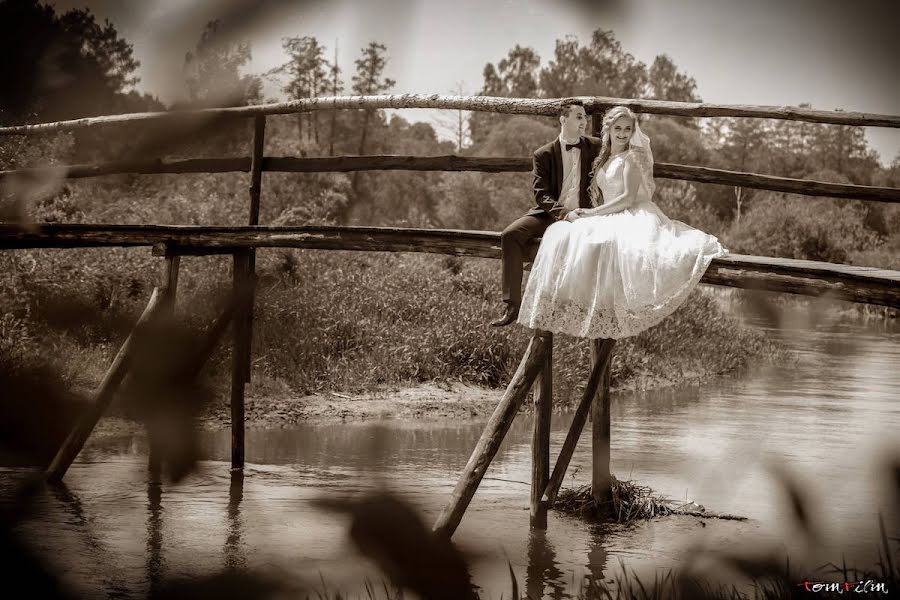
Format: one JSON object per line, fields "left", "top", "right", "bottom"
{"left": 491, "top": 100, "right": 603, "bottom": 327}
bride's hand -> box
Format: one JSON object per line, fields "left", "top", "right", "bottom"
{"left": 564, "top": 210, "right": 581, "bottom": 222}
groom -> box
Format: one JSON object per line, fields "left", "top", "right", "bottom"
{"left": 491, "top": 100, "right": 603, "bottom": 327}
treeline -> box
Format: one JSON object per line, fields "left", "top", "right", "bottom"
{"left": 2, "top": 0, "right": 899, "bottom": 267}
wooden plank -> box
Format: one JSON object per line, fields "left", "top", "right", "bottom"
{"left": 433, "top": 332, "right": 551, "bottom": 538}
{"left": 3, "top": 156, "right": 897, "bottom": 203}
{"left": 2, "top": 225, "right": 897, "bottom": 307}
{"left": 653, "top": 163, "right": 900, "bottom": 204}
{"left": 2, "top": 94, "right": 897, "bottom": 136}
{"left": 0, "top": 158, "right": 251, "bottom": 179}
{"left": 590, "top": 339, "right": 616, "bottom": 506}
{"left": 47, "top": 288, "right": 164, "bottom": 482}
{"left": 530, "top": 333, "right": 553, "bottom": 529}
{"left": 0, "top": 156, "right": 525, "bottom": 178}
{"left": 541, "top": 339, "right": 615, "bottom": 505}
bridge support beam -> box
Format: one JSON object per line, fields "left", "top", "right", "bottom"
{"left": 47, "top": 288, "right": 165, "bottom": 482}
{"left": 434, "top": 331, "right": 552, "bottom": 538}
{"left": 541, "top": 339, "right": 615, "bottom": 506}
{"left": 530, "top": 333, "right": 553, "bottom": 529}
{"left": 591, "top": 338, "right": 616, "bottom": 507}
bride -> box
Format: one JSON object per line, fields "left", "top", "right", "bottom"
{"left": 517, "top": 105, "right": 727, "bottom": 339}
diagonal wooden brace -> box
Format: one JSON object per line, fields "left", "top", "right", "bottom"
{"left": 433, "top": 332, "right": 552, "bottom": 538}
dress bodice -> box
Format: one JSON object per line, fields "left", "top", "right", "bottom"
{"left": 593, "top": 153, "right": 628, "bottom": 206}
{"left": 591, "top": 151, "right": 651, "bottom": 207}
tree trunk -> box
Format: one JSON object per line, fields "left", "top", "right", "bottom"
{"left": 297, "top": 113, "right": 303, "bottom": 150}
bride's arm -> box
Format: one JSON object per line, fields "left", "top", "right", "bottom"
{"left": 580, "top": 155, "right": 642, "bottom": 217}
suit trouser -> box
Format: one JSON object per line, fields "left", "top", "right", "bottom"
{"left": 500, "top": 213, "right": 554, "bottom": 306}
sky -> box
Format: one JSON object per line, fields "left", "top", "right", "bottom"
{"left": 50, "top": 0, "right": 900, "bottom": 164}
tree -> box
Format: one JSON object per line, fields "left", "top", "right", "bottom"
{"left": 571, "top": 30, "right": 647, "bottom": 98}
{"left": 470, "top": 46, "right": 544, "bottom": 145}
{"left": 496, "top": 45, "right": 541, "bottom": 98}
{"left": 351, "top": 42, "right": 396, "bottom": 155}
{"left": 804, "top": 122, "right": 879, "bottom": 185}
{"left": 470, "top": 63, "right": 506, "bottom": 144}
{"left": 0, "top": 0, "right": 145, "bottom": 124}
{"left": 539, "top": 36, "right": 581, "bottom": 97}
{"left": 433, "top": 82, "right": 473, "bottom": 153}
{"left": 538, "top": 30, "right": 649, "bottom": 98}
{"left": 647, "top": 55, "right": 700, "bottom": 102}
{"left": 328, "top": 41, "right": 343, "bottom": 156}
{"left": 183, "top": 20, "right": 261, "bottom": 107}
{"left": 717, "top": 117, "right": 770, "bottom": 223}
{"left": 347, "top": 42, "right": 396, "bottom": 212}
{"left": 268, "top": 36, "right": 329, "bottom": 147}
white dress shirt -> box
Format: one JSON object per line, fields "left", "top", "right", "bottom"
{"left": 558, "top": 134, "right": 581, "bottom": 211}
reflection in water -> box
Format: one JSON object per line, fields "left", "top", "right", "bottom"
{"left": 585, "top": 525, "right": 610, "bottom": 594}
{"left": 146, "top": 481, "right": 163, "bottom": 596}
{"left": 525, "top": 530, "right": 567, "bottom": 600}
{"left": 51, "top": 483, "right": 131, "bottom": 598}
{"left": 225, "top": 470, "right": 246, "bottom": 571}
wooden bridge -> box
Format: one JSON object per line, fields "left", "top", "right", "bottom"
{"left": 2, "top": 94, "right": 899, "bottom": 538}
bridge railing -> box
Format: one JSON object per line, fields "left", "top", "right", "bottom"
{"left": 1, "top": 94, "right": 899, "bottom": 204}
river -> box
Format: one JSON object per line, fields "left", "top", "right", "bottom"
{"left": 3, "top": 301, "right": 899, "bottom": 599}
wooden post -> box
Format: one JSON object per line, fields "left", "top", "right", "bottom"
{"left": 244, "top": 115, "right": 265, "bottom": 383}
{"left": 47, "top": 288, "right": 164, "bottom": 482}
{"left": 230, "top": 251, "right": 252, "bottom": 469}
{"left": 592, "top": 108, "right": 603, "bottom": 139}
{"left": 530, "top": 333, "right": 552, "bottom": 529}
{"left": 591, "top": 338, "right": 616, "bottom": 506}
{"left": 541, "top": 338, "right": 615, "bottom": 505}
{"left": 148, "top": 249, "right": 180, "bottom": 480}
{"left": 434, "top": 332, "right": 551, "bottom": 538}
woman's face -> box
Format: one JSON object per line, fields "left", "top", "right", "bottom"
{"left": 609, "top": 116, "right": 634, "bottom": 152}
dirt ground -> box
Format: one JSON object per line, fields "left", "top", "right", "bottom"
{"left": 203, "top": 382, "right": 507, "bottom": 427}
{"left": 93, "top": 369, "right": 725, "bottom": 434}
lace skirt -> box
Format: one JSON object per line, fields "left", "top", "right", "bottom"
{"left": 517, "top": 201, "right": 727, "bottom": 339}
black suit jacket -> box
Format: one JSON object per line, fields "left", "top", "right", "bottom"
{"left": 528, "top": 135, "right": 602, "bottom": 220}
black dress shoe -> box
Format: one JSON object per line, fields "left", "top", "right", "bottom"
{"left": 490, "top": 304, "right": 520, "bottom": 327}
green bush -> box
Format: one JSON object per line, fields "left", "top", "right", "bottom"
{"left": 724, "top": 194, "right": 881, "bottom": 263}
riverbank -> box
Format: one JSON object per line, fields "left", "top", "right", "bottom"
{"left": 88, "top": 363, "right": 754, "bottom": 436}
{"left": 203, "top": 364, "right": 738, "bottom": 427}
{"left": 6, "top": 250, "right": 790, "bottom": 435}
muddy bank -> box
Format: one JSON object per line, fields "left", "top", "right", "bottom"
{"left": 201, "top": 367, "right": 733, "bottom": 428}
{"left": 88, "top": 368, "right": 736, "bottom": 438}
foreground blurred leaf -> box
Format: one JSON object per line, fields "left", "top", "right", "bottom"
{"left": 314, "top": 491, "right": 477, "bottom": 600}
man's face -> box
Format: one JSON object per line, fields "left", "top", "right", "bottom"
{"left": 560, "top": 105, "right": 587, "bottom": 140}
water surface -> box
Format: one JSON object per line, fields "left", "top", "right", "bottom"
{"left": 4, "top": 306, "right": 899, "bottom": 598}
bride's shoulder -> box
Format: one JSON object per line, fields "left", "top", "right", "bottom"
{"left": 622, "top": 149, "right": 646, "bottom": 165}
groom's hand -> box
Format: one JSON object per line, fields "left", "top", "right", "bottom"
{"left": 564, "top": 210, "right": 581, "bottom": 222}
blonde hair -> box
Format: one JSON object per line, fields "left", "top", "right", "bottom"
{"left": 588, "top": 106, "right": 639, "bottom": 205}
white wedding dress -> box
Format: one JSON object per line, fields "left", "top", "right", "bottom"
{"left": 517, "top": 150, "right": 727, "bottom": 339}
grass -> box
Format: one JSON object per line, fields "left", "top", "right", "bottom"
{"left": 1, "top": 247, "right": 786, "bottom": 411}
{"left": 553, "top": 477, "right": 747, "bottom": 523}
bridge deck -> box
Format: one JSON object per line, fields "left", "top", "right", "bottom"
{"left": 2, "top": 224, "right": 898, "bottom": 308}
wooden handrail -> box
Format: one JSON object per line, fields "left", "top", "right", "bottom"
{"left": 2, "top": 94, "right": 898, "bottom": 137}
{"left": 2, "top": 156, "right": 897, "bottom": 204}
{"left": 2, "top": 224, "right": 898, "bottom": 308}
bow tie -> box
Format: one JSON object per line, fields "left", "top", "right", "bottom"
{"left": 564, "top": 139, "right": 583, "bottom": 151}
